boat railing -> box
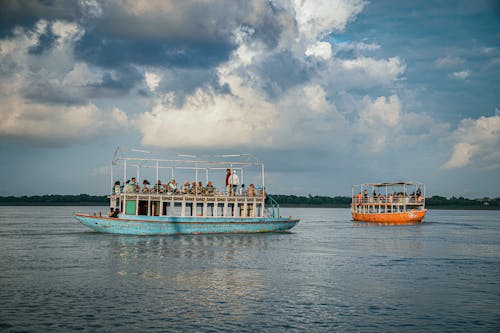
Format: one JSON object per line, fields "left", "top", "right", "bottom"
{"left": 351, "top": 195, "right": 425, "bottom": 205}
{"left": 266, "top": 195, "right": 280, "bottom": 218}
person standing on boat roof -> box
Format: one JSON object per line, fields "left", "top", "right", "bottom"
{"left": 225, "top": 169, "right": 231, "bottom": 195}
{"left": 229, "top": 170, "right": 240, "bottom": 196}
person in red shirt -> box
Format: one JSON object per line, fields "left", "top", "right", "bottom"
{"left": 225, "top": 168, "right": 231, "bottom": 195}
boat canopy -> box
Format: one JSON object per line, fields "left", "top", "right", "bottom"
{"left": 110, "top": 147, "right": 266, "bottom": 191}
{"left": 353, "top": 181, "right": 425, "bottom": 188}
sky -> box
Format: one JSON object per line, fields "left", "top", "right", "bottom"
{"left": 0, "top": 0, "right": 499, "bottom": 198}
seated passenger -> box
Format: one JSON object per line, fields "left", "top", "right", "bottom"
{"left": 107, "top": 207, "right": 114, "bottom": 217}
{"left": 182, "top": 181, "right": 190, "bottom": 194}
{"left": 197, "top": 181, "right": 204, "bottom": 195}
{"left": 111, "top": 208, "right": 119, "bottom": 218}
{"left": 142, "top": 180, "right": 151, "bottom": 193}
{"left": 130, "top": 177, "right": 139, "bottom": 192}
{"left": 124, "top": 180, "right": 131, "bottom": 193}
{"left": 247, "top": 184, "right": 256, "bottom": 197}
{"left": 168, "top": 179, "right": 178, "bottom": 194}
{"left": 154, "top": 180, "right": 164, "bottom": 193}
{"left": 240, "top": 184, "right": 245, "bottom": 196}
{"left": 190, "top": 181, "right": 197, "bottom": 195}
{"left": 205, "top": 181, "right": 215, "bottom": 195}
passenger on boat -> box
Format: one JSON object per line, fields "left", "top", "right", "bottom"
{"left": 240, "top": 184, "right": 245, "bottom": 196}
{"left": 130, "top": 177, "right": 139, "bottom": 192}
{"left": 205, "top": 181, "right": 215, "bottom": 195}
{"left": 124, "top": 180, "right": 131, "bottom": 193}
{"left": 154, "top": 180, "right": 163, "bottom": 193}
{"left": 113, "top": 181, "right": 121, "bottom": 194}
{"left": 197, "top": 181, "right": 204, "bottom": 195}
{"left": 107, "top": 207, "right": 114, "bottom": 217}
{"left": 248, "top": 184, "right": 256, "bottom": 197}
{"left": 229, "top": 170, "right": 240, "bottom": 196}
{"left": 168, "top": 179, "right": 179, "bottom": 194}
{"left": 111, "top": 208, "right": 119, "bottom": 218}
{"left": 190, "top": 181, "right": 197, "bottom": 194}
{"left": 142, "top": 180, "right": 151, "bottom": 193}
{"left": 225, "top": 169, "right": 231, "bottom": 195}
{"left": 356, "top": 192, "right": 362, "bottom": 204}
{"left": 182, "top": 181, "right": 190, "bottom": 194}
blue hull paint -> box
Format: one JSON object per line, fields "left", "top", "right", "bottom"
{"left": 74, "top": 214, "right": 299, "bottom": 235}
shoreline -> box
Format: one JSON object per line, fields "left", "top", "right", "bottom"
{"left": 0, "top": 202, "right": 499, "bottom": 210}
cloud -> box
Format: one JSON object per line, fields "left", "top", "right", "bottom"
{"left": 0, "top": 98, "right": 102, "bottom": 143}
{"left": 333, "top": 41, "right": 381, "bottom": 54}
{"left": 144, "top": 72, "right": 161, "bottom": 92}
{"left": 450, "top": 70, "right": 471, "bottom": 80}
{"left": 0, "top": 20, "right": 126, "bottom": 145}
{"left": 293, "top": 0, "right": 366, "bottom": 41}
{"left": 435, "top": 55, "right": 465, "bottom": 67}
{"left": 441, "top": 112, "right": 500, "bottom": 169}
{"left": 337, "top": 56, "right": 406, "bottom": 87}
{"left": 305, "top": 41, "right": 333, "bottom": 59}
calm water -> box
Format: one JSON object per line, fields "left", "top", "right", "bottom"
{"left": 0, "top": 207, "right": 499, "bottom": 332}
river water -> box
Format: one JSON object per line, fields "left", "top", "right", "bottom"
{"left": 0, "top": 206, "right": 499, "bottom": 332}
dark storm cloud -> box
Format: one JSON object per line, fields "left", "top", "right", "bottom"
{"left": 255, "top": 50, "right": 312, "bottom": 98}
{"left": 75, "top": 31, "right": 234, "bottom": 68}
{"left": 0, "top": 0, "right": 78, "bottom": 36}
{"left": 71, "top": 0, "right": 290, "bottom": 69}
{"left": 23, "top": 79, "right": 85, "bottom": 105}
{"left": 28, "top": 27, "right": 57, "bottom": 54}
{"left": 86, "top": 65, "right": 143, "bottom": 96}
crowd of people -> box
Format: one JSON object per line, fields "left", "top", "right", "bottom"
{"left": 112, "top": 169, "right": 261, "bottom": 197}
{"left": 355, "top": 188, "right": 424, "bottom": 204}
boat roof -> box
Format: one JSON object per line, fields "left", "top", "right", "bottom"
{"left": 353, "top": 181, "right": 425, "bottom": 188}
{"left": 112, "top": 147, "right": 263, "bottom": 169}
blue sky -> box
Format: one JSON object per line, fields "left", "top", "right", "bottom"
{"left": 0, "top": 0, "right": 499, "bottom": 197}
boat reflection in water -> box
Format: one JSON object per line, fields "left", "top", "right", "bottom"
{"left": 106, "top": 234, "right": 285, "bottom": 319}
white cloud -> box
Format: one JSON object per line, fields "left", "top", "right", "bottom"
{"left": 435, "top": 55, "right": 465, "bottom": 67}
{"left": 305, "top": 41, "right": 332, "bottom": 60}
{"left": 339, "top": 56, "right": 406, "bottom": 86}
{"left": 293, "top": 0, "right": 366, "bottom": 41}
{"left": 442, "top": 113, "right": 500, "bottom": 169}
{"left": 334, "top": 41, "right": 381, "bottom": 53}
{"left": 145, "top": 72, "right": 161, "bottom": 92}
{"left": 112, "top": 107, "right": 129, "bottom": 126}
{"left": 0, "top": 98, "right": 102, "bottom": 142}
{"left": 450, "top": 70, "right": 471, "bottom": 80}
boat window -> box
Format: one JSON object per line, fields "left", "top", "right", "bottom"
{"left": 217, "top": 203, "right": 224, "bottom": 217}
{"left": 196, "top": 203, "right": 203, "bottom": 216}
{"left": 138, "top": 201, "right": 148, "bottom": 215}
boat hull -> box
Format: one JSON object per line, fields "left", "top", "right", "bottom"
{"left": 352, "top": 210, "right": 426, "bottom": 224}
{"left": 74, "top": 213, "right": 299, "bottom": 235}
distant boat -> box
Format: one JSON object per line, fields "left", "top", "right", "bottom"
{"left": 351, "top": 181, "right": 426, "bottom": 224}
{"left": 74, "top": 148, "right": 299, "bottom": 235}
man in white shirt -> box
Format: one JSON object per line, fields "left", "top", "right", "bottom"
{"left": 228, "top": 170, "right": 240, "bottom": 196}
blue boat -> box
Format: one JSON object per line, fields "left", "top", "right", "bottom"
{"left": 75, "top": 148, "right": 299, "bottom": 235}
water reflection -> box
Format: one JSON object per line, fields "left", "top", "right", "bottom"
{"left": 109, "top": 234, "right": 272, "bottom": 261}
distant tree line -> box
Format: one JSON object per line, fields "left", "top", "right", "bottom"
{"left": 0, "top": 194, "right": 499, "bottom": 208}
{"left": 0, "top": 194, "right": 108, "bottom": 205}
{"left": 268, "top": 194, "right": 500, "bottom": 209}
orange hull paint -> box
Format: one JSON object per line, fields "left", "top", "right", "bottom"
{"left": 352, "top": 210, "right": 426, "bottom": 224}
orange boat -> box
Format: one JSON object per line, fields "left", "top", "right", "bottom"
{"left": 351, "top": 181, "right": 426, "bottom": 224}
